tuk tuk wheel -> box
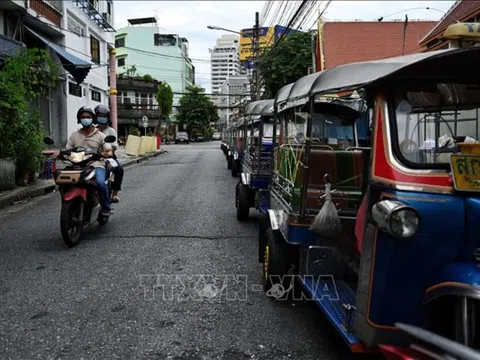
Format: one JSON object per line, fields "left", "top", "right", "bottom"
{"left": 232, "top": 161, "right": 239, "bottom": 177}
{"left": 263, "top": 227, "right": 289, "bottom": 296}
{"left": 227, "top": 156, "right": 232, "bottom": 169}
{"left": 236, "top": 182, "right": 249, "bottom": 221}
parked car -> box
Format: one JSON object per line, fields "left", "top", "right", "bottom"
{"left": 212, "top": 132, "right": 221, "bottom": 141}
{"left": 196, "top": 135, "right": 205, "bottom": 142}
{"left": 175, "top": 132, "right": 189, "bottom": 144}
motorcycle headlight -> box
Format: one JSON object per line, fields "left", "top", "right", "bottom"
{"left": 372, "top": 200, "right": 419, "bottom": 239}
{"left": 68, "top": 151, "right": 85, "bottom": 163}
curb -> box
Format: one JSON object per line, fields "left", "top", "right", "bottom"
{"left": 0, "top": 181, "right": 56, "bottom": 209}
{"left": 0, "top": 149, "right": 167, "bottom": 210}
{"left": 121, "top": 149, "right": 167, "bottom": 168}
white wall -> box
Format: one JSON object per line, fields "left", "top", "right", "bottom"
{"left": 62, "top": 1, "right": 114, "bottom": 134}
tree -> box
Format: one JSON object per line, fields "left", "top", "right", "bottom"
{"left": 155, "top": 81, "right": 173, "bottom": 134}
{"left": 0, "top": 48, "right": 59, "bottom": 184}
{"left": 176, "top": 85, "right": 219, "bottom": 133}
{"left": 257, "top": 31, "right": 312, "bottom": 99}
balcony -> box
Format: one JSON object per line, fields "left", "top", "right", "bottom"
{"left": 117, "top": 103, "right": 160, "bottom": 120}
{"left": 117, "top": 77, "right": 158, "bottom": 93}
{"left": 73, "top": 0, "right": 115, "bottom": 32}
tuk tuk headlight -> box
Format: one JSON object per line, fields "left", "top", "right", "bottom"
{"left": 372, "top": 200, "right": 419, "bottom": 239}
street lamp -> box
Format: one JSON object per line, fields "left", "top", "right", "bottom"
{"left": 207, "top": 25, "right": 242, "bottom": 35}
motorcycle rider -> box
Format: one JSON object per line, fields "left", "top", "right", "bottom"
{"left": 65, "top": 106, "right": 113, "bottom": 216}
{"left": 94, "top": 104, "right": 123, "bottom": 203}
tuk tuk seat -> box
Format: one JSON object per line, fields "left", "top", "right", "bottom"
{"left": 305, "top": 149, "right": 365, "bottom": 212}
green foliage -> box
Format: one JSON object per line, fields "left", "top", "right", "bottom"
{"left": 125, "top": 65, "right": 137, "bottom": 78}
{"left": 177, "top": 85, "right": 219, "bottom": 134}
{"left": 129, "top": 126, "right": 141, "bottom": 136}
{"left": 257, "top": 31, "right": 312, "bottom": 99}
{"left": 0, "top": 48, "right": 59, "bottom": 183}
{"left": 156, "top": 81, "right": 173, "bottom": 118}
{"left": 142, "top": 74, "right": 154, "bottom": 82}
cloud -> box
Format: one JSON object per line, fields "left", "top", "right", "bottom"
{"left": 114, "top": 1, "right": 455, "bottom": 93}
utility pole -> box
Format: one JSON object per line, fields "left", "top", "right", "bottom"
{"left": 251, "top": 11, "right": 260, "bottom": 101}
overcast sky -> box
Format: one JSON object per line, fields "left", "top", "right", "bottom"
{"left": 114, "top": 1, "right": 455, "bottom": 92}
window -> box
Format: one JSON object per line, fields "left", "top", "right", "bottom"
{"left": 91, "top": 89, "right": 101, "bottom": 102}
{"left": 69, "top": 82, "right": 82, "bottom": 97}
{"left": 393, "top": 82, "right": 480, "bottom": 169}
{"left": 67, "top": 15, "right": 84, "bottom": 37}
{"left": 90, "top": 36, "right": 100, "bottom": 64}
{"left": 107, "top": 0, "right": 112, "bottom": 15}
{"left": 115, "top": 37, "right": 125, "bottom": 48}
{"left": 117, "top": 57, "right": 125, "bottom": 67}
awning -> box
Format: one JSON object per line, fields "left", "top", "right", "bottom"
{"left": 0, "top": 34, "right": 24, "bottom": 62}
{"left": 24, "top": 26, "right": 92, "bottom": 84}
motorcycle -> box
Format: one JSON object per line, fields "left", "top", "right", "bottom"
{"left": 44, "top": 135, "right": 117, "bottom": 247}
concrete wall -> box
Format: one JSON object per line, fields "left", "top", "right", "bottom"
{"left": 62, "top": 1, "right": 114, "bottom": 136}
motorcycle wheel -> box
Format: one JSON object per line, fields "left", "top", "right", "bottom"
{"left": 60, "top": 198, "right": 84, "bottom": 247}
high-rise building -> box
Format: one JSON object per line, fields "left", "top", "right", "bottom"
{"left": 210, "top": 35, "right": 243, "bottom": 95}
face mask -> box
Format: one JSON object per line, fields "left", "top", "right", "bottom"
{"left": 97, "top": 116, "right": 108, "bottom": 125}
{"left": 80, "top": 118, "right": 93, "bottom": 127}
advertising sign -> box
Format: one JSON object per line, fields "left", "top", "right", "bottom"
{"left": 239, "top": 26, "right": 275, "bottom": 61}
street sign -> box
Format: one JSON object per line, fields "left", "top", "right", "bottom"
{"left": 142, "top": 116, "right": 148, "bottom": 128}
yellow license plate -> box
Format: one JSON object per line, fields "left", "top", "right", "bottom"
{"left": 450, "top": 154, "right": 480, "bottom": 192}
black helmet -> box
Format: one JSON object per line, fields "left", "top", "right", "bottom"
{"left": 94, "top": 104, "right": 111, "bottom": 125}
{"left": 76, "top": 106, "right": 96, "bottom": 124}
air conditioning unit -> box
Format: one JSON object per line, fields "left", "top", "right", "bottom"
{"left": 102, "top": 12, "right": 111, "bottom": 24}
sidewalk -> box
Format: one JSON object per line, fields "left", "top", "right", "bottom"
{"left": 0, "top": 147, "right": 167, "bottom": 210}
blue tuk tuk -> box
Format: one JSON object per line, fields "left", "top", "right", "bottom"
{"left": 226, "top": 118, "right": 245, "bottom": 176}
{"left": 235, "top": 99, "right": 277, "bottom": 221}
{"left": 260, "top": 46, "right": 480, "bottom": 353}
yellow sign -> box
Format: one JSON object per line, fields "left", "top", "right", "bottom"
{"left": 450, "top": 154, "right": 480, "bottom": 192}
{"left": 240, "top": 27, "right": 275, "bottom": 61}
{"left": 443, "top": 22, "right": 480, "bottom": 42}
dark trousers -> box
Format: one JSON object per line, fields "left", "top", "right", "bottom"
{"left": 111, "top": 155, "right": 124, "bottom": 192}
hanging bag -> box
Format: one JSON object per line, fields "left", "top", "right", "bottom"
{"left": 310, "top": 174, "right": 342, "bottom": 238}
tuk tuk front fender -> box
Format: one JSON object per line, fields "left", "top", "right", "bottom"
{"left": 266, "top": 209, "right": 288, "bottom": 232}
{"left": 424, "top": 262, "right": 480, "bottom": 304}
{"left": 241, "top": 172, "right": 251, "bottom": 186}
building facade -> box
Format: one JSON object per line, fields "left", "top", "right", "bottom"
{"left": 210, "top": 34, "right": 243, "bottom": 95}
{"left": 217, "top": 75, "right": 250, "bottom": 130}
{"left": 0, "top": 0, "right": 113, "bottom": 144}
{"left": 114, "top": 17, "right": 195, "bottom": 123}
{"left": 419, "top": 0, "right": 480, "bottom": 51}
{"left": 316, "top": 20, "right": 437, "bottom": 70}
{"left": 116, "top": 77, "right": 161, "bottom": 138}
{"left": 63, "top": 0, "right": 115, "bottom": 137}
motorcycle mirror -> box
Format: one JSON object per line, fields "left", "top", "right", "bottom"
{"left": 104, "top": 135, "right": 116, "bottom": 143}
{"left": 43, "top": 136, "right": 55, "bottom": 145}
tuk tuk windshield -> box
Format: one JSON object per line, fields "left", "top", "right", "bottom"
{"left": 285, "top": 105, "right": 357, "bottom": 149}
{"left": 393, "top": 82, "right": 480, "bottom": 168}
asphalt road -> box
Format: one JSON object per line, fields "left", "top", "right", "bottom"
{"left": 0, "top": 142, "right": 375, "bottom": 360}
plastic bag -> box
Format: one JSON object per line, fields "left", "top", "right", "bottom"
{"left": 310, "top": 182, "right": 342, "bottom": 238}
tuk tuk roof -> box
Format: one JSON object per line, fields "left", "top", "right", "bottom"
{"left": 277, "top": 47, "right": 480, "bottom": 107}
{"left": 275, "top": 83, "right": 294, "bottom": 107}
{"left": 245, "top": 99, "right": 275, "bottom": 116}
{"left": 283, "top": 71, "right": 324, "bottom": 110}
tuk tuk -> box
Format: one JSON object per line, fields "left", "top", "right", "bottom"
{"left": 225, "top": 120, "right": 237, "bottom": 169}
{"left": 236, "top": 99, "right": 277, "bottom": 221}
{"left": 260, "top": 46, "right": 480, "bottom": 353}
{"left": 227, "top": 117, "right": 246, "bottom": 177}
